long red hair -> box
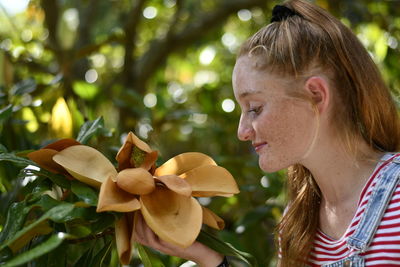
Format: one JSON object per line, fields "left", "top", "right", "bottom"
{"left": 238, "top": 0, "right": 400, "bottom": 265}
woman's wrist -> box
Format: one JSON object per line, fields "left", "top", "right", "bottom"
{"left": 190, "top": 242, "right": 224, "bottom": 267}
{"left": 216, "top": 256, "right": 229, "bottom": 267}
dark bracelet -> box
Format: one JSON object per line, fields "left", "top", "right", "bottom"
{"left": 216, "top": 256, "right": 229, "bottom": 267}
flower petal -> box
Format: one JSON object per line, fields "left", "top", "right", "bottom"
{"left": 27, "top": 149, "right": 66, "bottom": 174}
{"left": 116, "top": 132, "right": 154, "bottom": 170}
{"left": 43, "top": 138, "right": 81, "bottom": 151}
{"left": 53, "top": 145, "right": 118, "bottom": 188}
{"left": 140, "top": 187, "right": 202, "bottom": 248}
{"left": 116, "top": 168, "right": 155, "bottom": 195}
{"left": 154, "top": 152, "right": 217, "bottom": 176}
{"left": 97, "top": 176, "right": 141, "bottom": 212}
{"left": 202, "top": 206, "right": 225, "bottom": 230}
{"left": 180, "top": 165, "right": 239, "bottom": 197}
{"left": 141, "top": 151, "right": 158, "bottom": 171}
{"left": 115, "top": 215, "right": 132, "bottom": 265}
{"left": 155, "top": 175, "right": 192, "bottom": 197}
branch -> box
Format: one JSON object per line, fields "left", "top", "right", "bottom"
{"left": 41, "top": 0, "right": 61, "bottom": 51}
{"left": 67, "top": 228, "right": 115, "bottom": 244}
{"left": 74, "top": 34, "right": 123, "bottom": 59}
{"left": 134, "top": 0, "right": 267, "bottom": 93}
{"left": 166, "top": 0, "right": 185, "bottom": 38}
{"left": 76, "top": 0, "right": 99, "bottom": 49}
{"left": 121, "top": 0, "right": 147, "bottom": 86}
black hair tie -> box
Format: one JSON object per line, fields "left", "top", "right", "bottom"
{"left": 270, "top": 5, "right": 300, "bottom": 22}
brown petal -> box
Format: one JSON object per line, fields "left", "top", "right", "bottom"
{"left": 140, "top": 187, "right": 202, "bottom": 248}
{"left": 27, "top": 149, "right": 66, "bottom": 174}
{"left": 115, "top": 141, "right": 133, "bottom": 170}
{"left": 97, "top": 176, "right": 141, "bottom": 212}
{"left": 116, "top": 168, "right": 155, "bottom": 195}
{"left": 141, "top": 151, "right": 158, "bottom": 171}
{"left": 116, "top": 132, "right": 154, "bottom": 170}
{"left": 126, "top": 132, "right": 152, "bottom": 153}
{"left": 155, "top": 175, "right": 192, "bottom": 197}
{"left": 53, "top": 145, "right": 118, "bottom": 188}
{"left": 202, "top": 206, "right": 225, "bottom": 230}
{"left": 192, "top": 191, "right": 234, "bottom": 197}
{"left": 180, "top": 165, "right": 239, "bottom": 197}
{"left": 115, "top": 215, "right": 132, "bottom": 265}
{"left": 154, "top": 152, "right": 217, "bottom": 176}
{"left": 43, "top": 138, "right": 81, "bottom": 151}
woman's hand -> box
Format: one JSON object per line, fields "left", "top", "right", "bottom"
{"left": 133, "top": 212, "right": 224, "bottom": 267}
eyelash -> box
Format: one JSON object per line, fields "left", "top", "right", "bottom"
{"left": 248, "top": 106, "right": 262, "bottom": 115}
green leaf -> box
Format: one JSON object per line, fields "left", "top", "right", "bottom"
{"left": 89, "top": 241, "right": 113, "bottom": 266}
{"left": 197, "top": 230, "right": 258, "bottom": 267}
{"left": 76, "top": 117, "right": 109, "bottom": 144}
{"left": 0, "top": 201, "right": 29, "bottom": 244}
{"left": 9, "top": 78, "right": 36, "bottom": 96}
{"left": 73, "top": 81, "right": 99, "bottom": 100}
{"left": 26, "top": 168, "right": 71, "bottom": 189}
{"left": 74, "top": 245, "right": 94, "bottom": 267}
{"left": 0, "top": 203, "right": 74, "bottom": 251}
{"left": 1, "top": 233, "right": 68, "bottom": 267}
{"left": 0, "top": 104, "right": 12, "bottom": 123}
{"left": 47, "top": 203, "right": 76, "bottom": 222}
{"left": 89, "top": 213, "right": 116, "bottom": 233}
{"left": 0, "top": 143, "right": 7, "bottom": 153}
{"left": 71, "top": 180, "right": 98, "bottom": 206}
{"left": 62, "top": 206, "right": 101, "bottom": 222}
{"left": 33, "top": 194, "right": 62, "bottom": 212}
{"left": 0, "top": 153, "right": 35, "bottom": 167}
{"left": 0, "top": 247, "right": 13, "bottom": 264}
{"left": 66, "top": 225, "right": 92, "bottom": 238}
{"left": 136, "top": 243, "right": 165, "bottom": 267}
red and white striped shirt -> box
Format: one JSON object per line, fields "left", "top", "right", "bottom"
{"left": 309, "top": 153, "right": 400, "bottom": 266}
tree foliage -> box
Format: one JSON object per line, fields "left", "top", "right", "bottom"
{"left": 0, "top": 0, "right": 399, "bottom": 266}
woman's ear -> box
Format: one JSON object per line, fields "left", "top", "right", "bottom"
{"left": 304, "top": 76, "right": 330, "bottom": 114}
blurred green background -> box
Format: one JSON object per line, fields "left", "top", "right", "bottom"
{"left": 0, "top": 0, "right": 399, "bottom": 266}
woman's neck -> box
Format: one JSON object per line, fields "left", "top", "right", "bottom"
{"left": 302, "top": 138, "right": 384, "bottom": 206}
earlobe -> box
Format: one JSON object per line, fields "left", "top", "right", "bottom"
{"left": 304, "top": 76, "right": 330, "bottom": 113}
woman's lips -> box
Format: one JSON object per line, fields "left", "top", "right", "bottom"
{"left": 253, "top": 142, "right": 267, "bottom": 152}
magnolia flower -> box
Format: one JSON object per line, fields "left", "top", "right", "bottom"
{"left": 28, "top": 132, "right": 239, "bottom": 265}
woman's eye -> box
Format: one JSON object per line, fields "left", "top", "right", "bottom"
{"left": 248, "top": 106, "right": 262, "bottom": 115}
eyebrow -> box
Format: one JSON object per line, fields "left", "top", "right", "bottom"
{"left": 239, "top": 90, "right": 263, "bottom": 99}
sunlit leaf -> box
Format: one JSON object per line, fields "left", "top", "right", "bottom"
{"left": 73, "top": 81, "right": 99, "bottom": 100}
{"left": 76, "top": 117, "right": 109, "bottom": 144}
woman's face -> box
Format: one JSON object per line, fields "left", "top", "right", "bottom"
{"left": 233, "top": 56, "right": 317, "bottom": 172}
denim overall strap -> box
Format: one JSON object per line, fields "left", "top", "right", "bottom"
{"left": 346, "top": 156, "right": 400, "bottom": 252}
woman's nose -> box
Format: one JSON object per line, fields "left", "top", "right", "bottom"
{"left": 237, "top": 117, "right": 254, "bottom": 141}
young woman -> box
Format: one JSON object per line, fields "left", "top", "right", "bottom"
{"left": 133, "top": 0, "right": 400, "bottom": 266}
